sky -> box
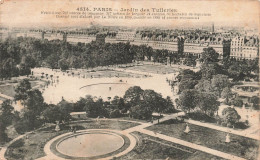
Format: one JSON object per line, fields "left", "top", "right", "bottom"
{"left": 0, "top": 0, "right": 259, "bottom": 29}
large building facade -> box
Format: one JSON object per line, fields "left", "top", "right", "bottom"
{"left": 230, "top": 36, "right": 259, "bottom": 60}
{"left": 2, "top": 29, "right": 258, "bottom": 60}
{"left": 183, "top": 35, "right": 231, "bottom": 59}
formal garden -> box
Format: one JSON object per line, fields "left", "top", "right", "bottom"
{"left": 4, "top": 120, "right": 139, "bottom": 160}
{"left": 147, "top": 119, "right": 259, "bottom": 160}
{"left": 118, "top": 132, "right": 225, "bottom": 160}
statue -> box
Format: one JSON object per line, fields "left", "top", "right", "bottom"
{"left": 55, "top": 121, "right": 60, "bottom": 132}
{"left": 184, "top": 123, "right": 190, "bottom": 133}
{"left": 225, "top": 133, "right": 230, "bottom": 143}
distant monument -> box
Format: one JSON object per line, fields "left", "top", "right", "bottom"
{"left": 225, "top": 133, "right": 230, "bottom": 143}
{"left": 184, "top": 123, "right": 190, "bottom": 133}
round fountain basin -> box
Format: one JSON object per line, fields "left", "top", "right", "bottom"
{"left": 56, "top": 132, "right": 124, "bottom": 158}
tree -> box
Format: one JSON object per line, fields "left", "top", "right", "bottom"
{"left": 142, "top": 89, "right": 167, "bottom": 115}
{"left": 211, "top": 74, "right": 230, "bottom": 97}
{"left": 19, "top": 89, "right": 46, "bottom": 130}
{"left": 21, "top": 56, "right": 36, "bottom": 68}
{"left": 46, "top": 53, "right": 59, "bottom": 69}
{"left": 0, "top": 116, "right": 8, "bottom": 142}
{"left": 0, "top": 100, "right": 14, "bottom": 125}
{"left": 58, "top": 58, "right": 69, "bottom": 71}
{"left": 231, "top": 96, "right": 243, "bottom": 108}
{"left": 0, "top": 100, "right": 15, "bottom": 142}
{"left": 178, "top": 89, "right": 199, "bottom": 113}
{"left": 111, "top": 96, "right": 126, "bottom": 111}
{"left": 176, "top": 69, "right": 199, "bottom": 82}
{"left": 14, "top": 80, "right": 46, "bottom": 131}
{"left": 178, "top": 78, "right": 198, "bottom": 93}
{"left": 200, "top": 47, "right": 219, "bottom": 64}
{"left": 14, "top": 79, "right": 32, "bottom": 104}
{"left": 163, "top": 96, "right": 175, "bottom": 113}
{"left": 183, "top": 54, "right": 196, "bottom": 66}
{"left": 195, "top": 79, "right": 212, "bottom": 93}
{"left": 123, "top": 86, "right": 144, "bottom": 107}
{"left": 221, "top": 87, "right": 233, "bottom": 104}
{"left": 249, "top": 96, "right": 259, "bottom": 110}
{"left": 197, "top": 92, "right": 219, "bottom": 116}
{"left": 129, "top": 102, "right": 153, "bottom": 120}
{"left": 42, "top": 104, "right": 61, "bottom": 123}
{"left": 200, "top": 62, "right": 224, "bottom": 79}
{"left": 74, "top": 97, "right": 87, "bottom": 112}
{"left": 25, "top": 89, "right": 46, "bottom": 114}
{"left": 57, "top": 99, "right": 72, "bottom": 122}
{"left": 83, "top": 95, "right": 106, "bottom": 118}
{"left": 222, "top": 107, "right": 241, "bottom": 125}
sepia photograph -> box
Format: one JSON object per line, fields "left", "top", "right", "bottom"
{"left": 0, "top": 0, "right": 259, "bottom": 159}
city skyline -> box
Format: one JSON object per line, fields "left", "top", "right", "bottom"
{"left": 0, "top": 0, "right": 259, "bottom": 29}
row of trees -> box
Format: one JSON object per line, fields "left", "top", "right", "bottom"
{"left": 72, "top": 86, "right": 175, "bottom": 120}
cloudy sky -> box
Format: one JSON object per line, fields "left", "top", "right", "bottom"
{"left": 0, "top": 0, "right": 259, "bottom": 28}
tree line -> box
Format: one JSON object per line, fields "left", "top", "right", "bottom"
{"left": 0, "top": 37, "right": 187, "bottom": 80}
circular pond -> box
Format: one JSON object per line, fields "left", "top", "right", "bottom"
{"left": 80, "top": 83, "right": 133, "bottom": 99}
{"left": 56, "top": 132, "right": 124, "bottom": 158}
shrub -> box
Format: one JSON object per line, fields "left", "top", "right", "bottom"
{"left": 109, "top": 109, "right": 122, "bottom": 118}
{"left": 14, "top": 119, "right": 42, "bottom": 134}
{"left": 234, "top": 122, "right": 249, "bottom": 129}
{"left": 9, "top": 139, "right": 25, "bottom": 148}
{"left": 216, "top": 119, "right": 222, "bottom": 125}
{"left": 221, "top": 122, "right": 227, "bottom": 127}
{"left": 186, "top": 112, "right": 216, "bottom": 123}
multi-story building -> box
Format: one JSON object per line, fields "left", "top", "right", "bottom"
{"left": 230, "top": 36, "right": 259, "bottom": 60}
{"left": 131, "top": 33, "right": 180, "bottom": 53}
{"left": 105, "top": 31, "right": 136, "bottom": 44}
{"left": 230, "top": 36, "right": 244, "bottom": 59}
{"left": 115, "top": 31, "right": 136, "bottom": 41}
{"left": 184, "top": 35, "right": 230, "bottom": 59}
{"left": 44, "top": 32, "right": 64, "bottom": 41}
{"left": 66, "top": 34, "right": 96, "bottom": 44}
{"left": 242, "top": 38, "right": 259, "bottom": 59}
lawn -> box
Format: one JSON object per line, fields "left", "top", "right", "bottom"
{"left": 5, "top": 126, "right": 67, "bottom": 160}
{"left": 0, "top": 80, "right": 45, "bottom": 98}
{"left": 4, "top": 120, "right": 139, "bottom": 160}
{"left": 147, "top": 119, "right": 259, "bottom": 160}
{"left": 0, "top": 84, "right": 16, "bottom": 97}
{"left": 117, "top": 132, "right": 225, "bottom": 160}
